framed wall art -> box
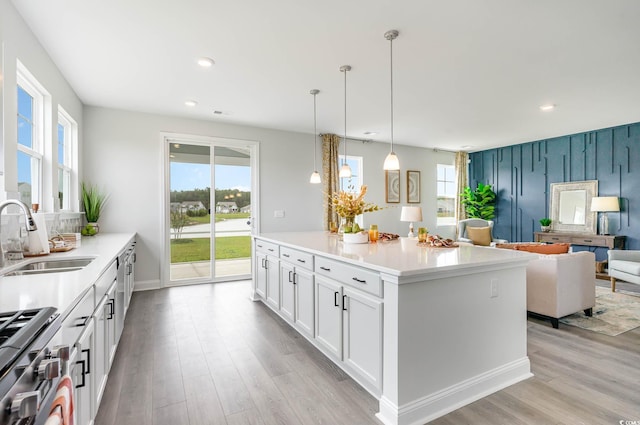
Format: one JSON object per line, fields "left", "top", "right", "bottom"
{"left": 385, "top": 170, "right": 400, "bottom": 203}
{"left": 407, "top": 170, "right": 420, "bottom": 203}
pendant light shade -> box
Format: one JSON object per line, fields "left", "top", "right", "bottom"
{"left": 339, "top": 65, "right": 352, "bottom": 180}
{"left": 383, "top": 29, "right": 400, "bottom": 171}
{"left": 309, "top": 89, "right": 321, "bottom": 184}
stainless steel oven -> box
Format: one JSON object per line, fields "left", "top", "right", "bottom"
{"left": 0, "top": 308, "right": 69, "bottom": 425}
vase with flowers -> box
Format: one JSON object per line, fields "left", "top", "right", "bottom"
{"left": 331, "top": 185, "right": 381, "bottom": 240}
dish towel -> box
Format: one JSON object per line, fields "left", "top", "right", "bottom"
{"left": 45, "top": 375, "right": 74, "bottom": 425}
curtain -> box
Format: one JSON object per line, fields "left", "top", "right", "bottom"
{"left": 322, "top": 134, "right": 340, "bottom": 230}
{"left": 454, "top": 151, "right": 469, "bottom": 229}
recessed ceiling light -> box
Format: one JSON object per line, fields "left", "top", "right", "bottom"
{"left": 185, "top": 100, "right": 198, "bottom": 107}
{"left": 460, "top": 145, "right": 473, "bottom": 149}
{"left": 197, "top": 57, "right": 215, "bottom": 67}
{"left": 363, "top": 131, "right": 378, "bottom": 136}
{"left": 540, "top": 104, "right": 556, "bottom": 111}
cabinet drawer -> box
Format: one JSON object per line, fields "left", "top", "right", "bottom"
{"left": 95, "top": 261, "right": 117, "bottom": 301}
{"left": 61, "top": 287, "right": 95, "bottom": 346}
{"left": 255, "top": 239, "right": 279, "bottom": 255}
{"left": 538, "top": 234, "right": 571, "bottom": 243}
{"left": 280, "top": 246, "right": 313, "bottom": 271}
{"left": 571, "top": 236, "right": 607, "bottom": 246}
{"left": 315, "top": 256, "right": 381, "bottom": 297}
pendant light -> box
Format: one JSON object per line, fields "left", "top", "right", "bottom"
{"left": 309, "top": 89, "right": 321, "bottom": 184}
{"left": 339, "top": 65, "right": 353, "bottom": 179}
{"left": 383, "top": 30, "right": 400, "bottom": 171}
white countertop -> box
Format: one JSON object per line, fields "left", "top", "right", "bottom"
{"left": 0, "top": 233, "right": 135, "bottom": 317}
{"left": 257, "top": 232, "right": 532, "bottom": 277}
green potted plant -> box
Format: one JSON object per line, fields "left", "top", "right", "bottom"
{"left": 460, "top": 183, "right": 496, "bottom": 220}
{"left": 81, "top": 183, "right": 107, "bottom": 235}
{"left": 539, "top": 218, "right": 552, "bottom": 232}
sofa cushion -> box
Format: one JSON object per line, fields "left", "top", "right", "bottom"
{"left": 466, "top": 226, "right": 492, "bottom": 246}
{"left": 514, "top": 243, "right": 570, "bottom": 254}
{"left": 609, "top": 260, "right": 640, "bottom": 275}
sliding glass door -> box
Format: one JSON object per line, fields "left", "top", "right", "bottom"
{"left": 164, "top": 136, "right": 257, "bottom": 286}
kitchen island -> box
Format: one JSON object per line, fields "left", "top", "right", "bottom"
{"left": 253, "top": 232, "right": 533, "bottom": 425}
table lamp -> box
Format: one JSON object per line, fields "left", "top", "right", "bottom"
{"left": 590, "top": 196, "right": 619, "bottom": 235}
{"left": 400, "top": 206, "right": 423, "bottom": 237}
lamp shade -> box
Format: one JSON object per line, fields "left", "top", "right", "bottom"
{"left": 590, "top": 196, "right": 619, "bottom": 212}
{"left": 400, "top": 206, "right": 423, "bottom": 222}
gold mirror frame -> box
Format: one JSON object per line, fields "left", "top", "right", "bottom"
{"left": 550, "top": 180, "right": 598, "bottom": 234}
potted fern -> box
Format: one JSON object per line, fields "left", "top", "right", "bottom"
{"left": 81, "top": 183, "right": 107, "bottom": 235}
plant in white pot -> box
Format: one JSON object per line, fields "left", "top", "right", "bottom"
{"left": 81, "top": 183, "right": 107, "bottom": 235}
{"left": 539, "top": 218, "right": 552, "bottom": 232}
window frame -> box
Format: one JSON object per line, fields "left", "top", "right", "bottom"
{"left": 436, "top": 163, "right": 456, "bottom": 226}
{"left": 57, "top": 106, "right": 77, "bottom": 211}
{"left": 16, "top": 69, "right": 45, "bottom": 207}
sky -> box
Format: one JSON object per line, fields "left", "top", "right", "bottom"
{"left": 171, "top": 163, "right": 251, "bottom": 192}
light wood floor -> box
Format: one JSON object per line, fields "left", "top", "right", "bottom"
{"left": 95, "top": 280, "right": 640, "bottom": 425}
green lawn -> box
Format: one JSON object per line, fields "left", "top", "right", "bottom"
{"left": 183, "top": 212, "right": 250, "bottom": 225}
{"left": 171, "top": 236, "right": 251, "bottom": 262}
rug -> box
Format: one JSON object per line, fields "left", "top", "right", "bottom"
{"left": 559, "top": 286, "right": 640, "bottom": 336}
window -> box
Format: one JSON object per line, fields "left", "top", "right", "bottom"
{"left": 338, "top": 155, "right": 364, "bottom": 226}
{"left": 57, "top": 107, "right": 77, "bottom": 210}
{"left": 339, "top": 155, "right": 363, "bottom": 193}
{"left": 437, "top": 164, "right": 456, "bottom": 226}
{"left": 17, "top": 72, "right": 44, "bottom": 206}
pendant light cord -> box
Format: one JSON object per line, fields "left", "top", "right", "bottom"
{"left": 313, "top": 91, "right": 318, "bottom": 170}
{"left": 343, "top": 67, "right": 348, "bottom": 161}
{"left": 390, "top": 35, "right": 394, "bottom": 152}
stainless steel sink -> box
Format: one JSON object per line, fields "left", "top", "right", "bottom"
{"left": 1, "top": 257, "right": 95, "bottom": 276}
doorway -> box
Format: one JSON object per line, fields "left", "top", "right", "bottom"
{"left": 162, "top": 134, "right": 258, "bottom": 286}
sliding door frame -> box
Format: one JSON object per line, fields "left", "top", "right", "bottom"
{"left": 160, "top": 132, "right": 260, "bottom": 287}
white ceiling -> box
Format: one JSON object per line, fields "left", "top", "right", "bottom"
{"left": 11, "top": 0, "right": 640, "bottom": 152}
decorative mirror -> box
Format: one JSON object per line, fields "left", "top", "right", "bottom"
{"left": 550, "top": 180, "right": 598, "bottom": 234}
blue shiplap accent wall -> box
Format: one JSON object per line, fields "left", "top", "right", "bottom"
{"left": 469, "top": 121, "right": 640, "bottom": 260}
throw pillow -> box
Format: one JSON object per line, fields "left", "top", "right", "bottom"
{"left": 514, "top": 243, "right": 570, "bottom": 254}
{"left": 466, "top": 226, "right": 492, "bottom": 246}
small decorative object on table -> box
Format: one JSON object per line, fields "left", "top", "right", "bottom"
{"left": 417, "top": 227, "right": 428, "bottom": 243}
{"left": 418, "top": 234, "right": 458, "bottom": 248}
{"left": 331, "top": 185, "right": 381, "bottom": 241}
{"left": 539, "top": 218, "right": 552, "bottom": 232}
{"left": 369, "top": 224, "right": 379, "bottom": 243}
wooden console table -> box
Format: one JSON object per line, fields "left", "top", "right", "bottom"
{"left": 534, "top": 232, "right": 625, "bottom": 250}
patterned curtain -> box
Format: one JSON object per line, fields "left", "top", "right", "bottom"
{"left": 455, "top": 151, "right": 469, "bottom": 228}
{"left": 322, "top": 134, "right": 340, "bottom": 230}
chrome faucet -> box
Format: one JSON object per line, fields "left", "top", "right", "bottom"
{"left": 0, "top": 200, "right": 38, "bottom": 267}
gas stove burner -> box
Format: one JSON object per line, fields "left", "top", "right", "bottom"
{"left": 0, "top": 307, "right": 58, "bottom": 379}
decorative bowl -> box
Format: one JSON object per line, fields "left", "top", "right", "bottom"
{"left": 343, "top": 232, "right": 369, "bottom": 244}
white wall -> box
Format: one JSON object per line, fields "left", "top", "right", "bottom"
{"left": 0, "top": 1, "right": 83, "bottom": 205}
{"left": 83, "top": 106, "right": 455, "bottom": 288}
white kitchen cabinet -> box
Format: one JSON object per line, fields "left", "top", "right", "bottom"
{"left": 342, "top": 286, "right": 382, "bottom": 391}
{"left": 255, "top": 252, "right": 267, "bottom": 299}
{"left": 266, "top": 256, "right": 280, "bottom": 309}
{"left": 294, "top": 267, "right": 314, "bottom": 338}
{"left": 93, "top": 293, "right": 108, "bottom": 413}
{"left": 314, "top": 275, "right": 382, "bottom": 393}
{"left": 280, "top": 261, "right": 315, "bottom": 339}
{"left": 105, "top": 282, "right": 118, "bottom": 368}
{"left": 314, "top": 275, "right": 343, "bottom": 359}
{"left": 280, "top": 261, "right": 295, "bottom": 322}
{"left": 71, "top": 317, "right": 95, "bottom": 425}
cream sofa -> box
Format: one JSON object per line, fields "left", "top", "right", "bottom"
{"left": 525, "top": 251, "right": 596, "bottom": 328}
{"left": 608, "top": 250, "right": 640, "bottom": 292}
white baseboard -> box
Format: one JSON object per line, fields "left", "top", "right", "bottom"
{"left": 376, "top": 357, "right": 533, "bottom": 425}
{"left": 133, "top": 279, "right": 161, "bottom": 291}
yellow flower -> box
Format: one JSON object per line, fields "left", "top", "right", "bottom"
{"left": 331, "top": 185, "right": 381, "bottom": 218}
